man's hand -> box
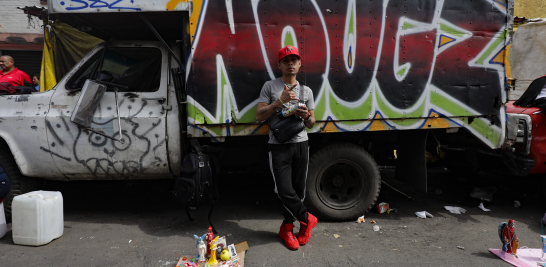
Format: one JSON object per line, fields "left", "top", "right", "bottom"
{"left": 279, "top": 84, "right": 299, "bottom": 104}
{"left": 295, "top": 104, "right": 308, "bottom": 119}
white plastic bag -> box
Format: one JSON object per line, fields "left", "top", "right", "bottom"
{"left": 444, "top": 206, "right": 467, "bottom": 214}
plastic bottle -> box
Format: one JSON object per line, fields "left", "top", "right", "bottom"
{"left": 542, "top": 235, "right": 546, "bottom": 260}
{"left": 276, "top": 103, "right": 306, "bottom": 119}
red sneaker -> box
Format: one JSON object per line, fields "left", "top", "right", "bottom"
{"left": 279, "top": 223, "right": 299, "bottom": 250}
{"left": 298, "top": 213, "right": 318, "bottom": 245}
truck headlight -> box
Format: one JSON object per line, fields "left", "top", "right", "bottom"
{"left": 516, "top": 120, "right": 526, "bottom": 140}
{"left": 507, "top": 113, "right": 532, "bottom": 155}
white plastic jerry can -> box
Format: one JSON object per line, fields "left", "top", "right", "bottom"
{"left": 0, "top": 201, "right": 7, "bottom": 239}
{"left": 12, "top": 191, "right": 64, "bottom": 246}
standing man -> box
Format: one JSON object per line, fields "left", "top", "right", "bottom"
{"left": 0, "top": 55, "right": 31, "bottom": 89}
{"left": 256, "top": 46, "right": 317, "bottom": 250}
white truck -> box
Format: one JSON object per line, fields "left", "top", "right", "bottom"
{"left": 3, "top": 0, "right": 517, "bottom": 221}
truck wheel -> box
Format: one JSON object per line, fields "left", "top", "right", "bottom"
{"left": 0, "top": 149, "right": 37, "bottom": 219}
{"left": 305, "top": 143, "right": 381, "bottom": 221}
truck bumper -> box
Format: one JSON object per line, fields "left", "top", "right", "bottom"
{"left": 468, "top": 149, "right": 536, "bottom": 176}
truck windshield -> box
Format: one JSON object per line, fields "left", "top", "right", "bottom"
{"left": 67, "top": 47, "right": 162, "bottom": 92}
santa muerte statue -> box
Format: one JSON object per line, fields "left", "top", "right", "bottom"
{"left": 499, "top": 219, "right": 519, "bottom": 255}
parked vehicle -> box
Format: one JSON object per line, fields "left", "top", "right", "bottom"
{"left": 457, "top": 20, "right": 546, "bottom": 181}
{"left": 4, "top": 0, "right": 517, "bottom": 220}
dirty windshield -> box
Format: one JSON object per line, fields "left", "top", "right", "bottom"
{"left": 67, "top": 47, "right": 162, "bottom": 92}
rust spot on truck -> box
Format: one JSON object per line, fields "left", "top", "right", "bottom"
{"left": 15, "top": 96, "right": 29, "bottom": 102}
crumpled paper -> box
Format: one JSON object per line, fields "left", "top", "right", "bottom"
{"left": 478, "top": 202, "right": 491, "bottom": 212}
{"left": 415, "top": 211, "right": 434, "bottom": 219}
{"left": 444, "top": 206, "right": 466, "bottom": 214}
{"left": 356, "top": 215, "right": 365, "bottom": 223}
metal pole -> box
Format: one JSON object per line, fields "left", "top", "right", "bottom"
{"left": 139, "top": 14, "right": 186, "bottom": 72}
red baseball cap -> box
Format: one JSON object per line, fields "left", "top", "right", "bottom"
{"left": 278, "top": 45, "right": 301, "bottom": 62}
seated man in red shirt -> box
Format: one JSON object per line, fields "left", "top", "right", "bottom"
{"left": 0, "top": 55, "right": 31, "bottom": 94}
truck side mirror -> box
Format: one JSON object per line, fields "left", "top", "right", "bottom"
{"left": 71, "top": 79, "right": 106, "bottom": 128}
{"left": 70, "top": 79, "right": 124, "bottom": 143}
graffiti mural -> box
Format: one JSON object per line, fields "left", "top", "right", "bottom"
{"left": 186, "top": 0, "right": 510, "bottom": 148}
{"left": 43, "top": 96, "right": 171, "bottom": 178}
{"left": 49, "top": 0, "right": 190, "bottom": 12}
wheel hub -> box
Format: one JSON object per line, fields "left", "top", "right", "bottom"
{"left": 332, "top": 175, "right": 344, "bottom": 187}
{"left": 317, "top": 159, "right": 366, "bottom": 210}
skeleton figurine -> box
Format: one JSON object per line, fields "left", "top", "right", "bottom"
{"left": 194, "top": 234, "right": 207, "bottom": 262}
{"left": 208, "top": 236, "right": 219, "bottom": 266}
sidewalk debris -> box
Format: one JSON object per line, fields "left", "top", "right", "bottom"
{"left": 478, "top": 203, "right": 491, "bottom": 212}
{"left": 333, "top": 234, "right": 340, "bottom": 239}
{"left": 514, "top": 200, "right": 521, "bottom": 208}
{"left": 356, "top": 216, "right": 365, "bottom": 223}
{"left": 373, "top": 225, "right": 380, "bottom": 231}
{"left": 377, "top": 202, "right": 389, "bottom": 214}
{"left": 470, "top": 187, "right": 497, "bottom": 203}
{"left": 457, "top": 246, "right": 465, "bottom": 250}
{"left": 415, "top": 211, "right": 434, "bottom": 219}
{"left": 444, "top": 206, "right": 467, "bottom": 214}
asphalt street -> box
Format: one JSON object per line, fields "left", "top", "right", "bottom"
{"left": 0, "top": 167, "right": 544, "bottom": 266}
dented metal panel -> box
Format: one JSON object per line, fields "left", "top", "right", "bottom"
{"left": 0, "top": 91, "right": 64, "bottom": 178}
{"left": 186, "top": 0, "right": 512, "bottom": 149}
{"left": 48, "top": 0, "right": 190, "bottom": 13}
{"left": 44, "top": 42, "right": 172, "bottom": 180}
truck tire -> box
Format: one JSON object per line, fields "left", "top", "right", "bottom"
{"left": 0, "top": 149, "right": 37, "bottom": 219}
{"left": 304, "top": 143, "right": 381, "bottom": 221}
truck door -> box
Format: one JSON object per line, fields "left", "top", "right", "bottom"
{"left": 45, "top": 43, "right": 172, "bottom": 179}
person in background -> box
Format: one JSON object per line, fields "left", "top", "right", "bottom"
{"left": 0, "top": 55, "right": 31, "bottom": 87}
{"left": 32, "top": 74, "right": 40, "bottom": 91}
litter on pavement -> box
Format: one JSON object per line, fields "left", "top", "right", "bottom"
{"left": 444, "top": 206, "right": 467, "bottom": 214}
{"left": 478, "top": 203, "right": 491, "bottom": 212}
{"left": 415, "top": 211, "right": 434, "bottom": 219}
{"left": 377, "top": 202, "right": 389, "bottom": 213}
{"left": 356, "top": 215, "right": 365, "bottom": 223}
{"left": 514, "top": 200, "right": 521, "bottom": 208}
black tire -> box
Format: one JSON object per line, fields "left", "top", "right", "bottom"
{"left": 0, "top": 147, "right": 38, "bottom": 219}
{"left": 304, "top": 143, "right": 381, "bottom": 221}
